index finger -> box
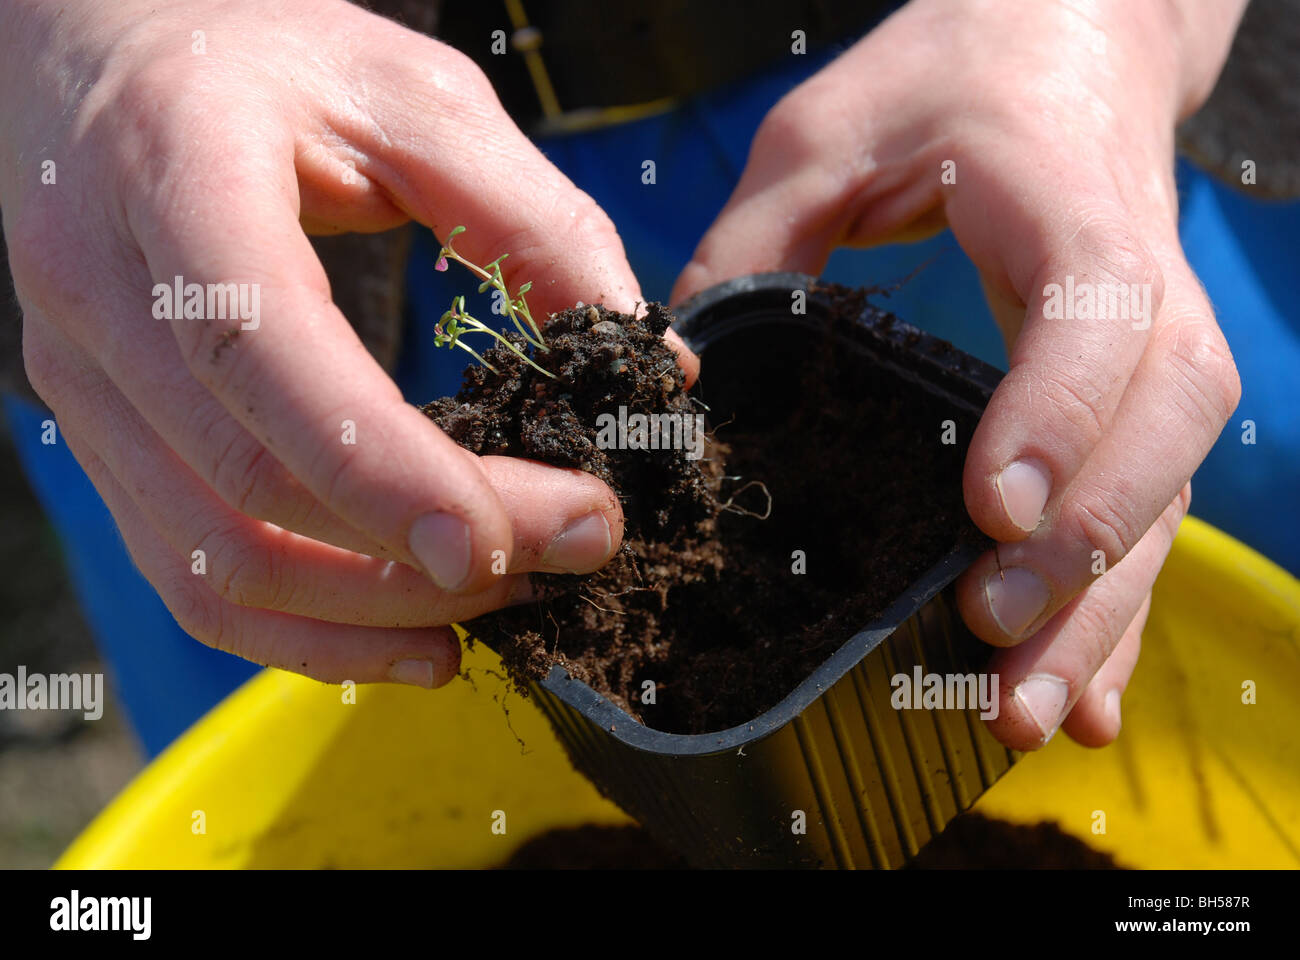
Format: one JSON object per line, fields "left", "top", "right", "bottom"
{"left": 127, "top": 123, "right": 516, "bottom": 595}
{"left": 338, "top": 35, "right": 699, "bottom": 383}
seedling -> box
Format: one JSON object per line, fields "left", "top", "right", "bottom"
{"left": 434, "top": 226, "right": 556, "bottom": 379}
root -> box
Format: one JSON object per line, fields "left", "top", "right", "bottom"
{"left": 578, "top": 592, "right": 624, "bottom": 615}
{"left": 547, "top": 610, "right": 561, "bottom": 653}
{"left": 459, "top": 665, "right": 530, "bottom": 754}
{"left": 588, "top": 585, "right": 655, "bottom": 599}
{"left": 705, "top": 414, "right": 736, "bottom": 436}
{"left": 497, "top": 690, "right": 529, "bottom": 755}
{"left": 716, "top": 478, "right": 773, "bottom": 520}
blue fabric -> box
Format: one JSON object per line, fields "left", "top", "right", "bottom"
{"left": 2, "top": 394, "right": 260, "bottom": 758}
{"left": 1173, "top": 162, "right": 1300, "bottom": 574}
{"left": 6, "top": 39, "right": 1297, "bottom": 753}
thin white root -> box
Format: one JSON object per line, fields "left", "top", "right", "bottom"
{"left": 717, "top": 479, "right": 773, "bottom": 520}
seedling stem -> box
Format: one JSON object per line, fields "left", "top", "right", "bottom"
{"left": 435, "top": 226, "right": 553, "bottom": 378}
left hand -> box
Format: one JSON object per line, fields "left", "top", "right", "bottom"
{"left": 672, "top": 0, "right": 1246, "bottom": 750}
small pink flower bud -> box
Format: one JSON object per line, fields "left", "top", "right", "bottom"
{"left": 435, "top": 256, "right": 448, "bottom": 272}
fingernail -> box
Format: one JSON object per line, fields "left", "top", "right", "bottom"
{"left": 409, "top": 511, "right": 472, "bottom": 590}
{"left": 1104, "top": 688, "right": 1122, "bottom": 732}
{"left": 996, "top": 459, "right": 1052, "bottom": 533}
{"left": 389, "top": 659, "right": 435, "bottom": 688}
{"left": 542, "top": 511, "right": 612, "bottom": 573}
{"left": 984, "top": 566, "right": 1051, "bottom": 638}
{"left": 1014, "top": 673, "right": 1069, "bottom": 744}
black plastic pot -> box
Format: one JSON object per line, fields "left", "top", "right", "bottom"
{"left": 525, "top": 273, "right": 1017, "bottom": 868}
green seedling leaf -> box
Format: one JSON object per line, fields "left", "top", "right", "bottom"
{"left": 431, "top": 228, "right": 554, "bottom": 377}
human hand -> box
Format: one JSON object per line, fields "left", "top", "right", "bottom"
{"left": 672, "top": 0, "right": 1245, "bottom": 749}
{"left": 1, "top": 0, "right": 696, "bottom": 687}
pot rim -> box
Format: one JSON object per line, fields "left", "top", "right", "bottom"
{"left": 535, "top": 272, "right": 1003, "bottom": 757}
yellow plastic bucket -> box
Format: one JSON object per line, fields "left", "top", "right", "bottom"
{"left": 57, "top": 516, "right": 1300, "bottom": 869}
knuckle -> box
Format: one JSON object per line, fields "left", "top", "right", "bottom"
{"left": 20, "top": 323, "right": 58, "bottom": 401}
{"left": 119, "top": 56, "right": 219, "bottom": 133}
{"left": 117, "top": 60, "right": 177, "bottom": 125}
{"left": 1066, "top": 484, "right": 1143, "bottom": 570}
{"left": 429, "top": 44, "right": 496, "bottom": 101}
{"left": 209, "top": 534, "right": 307, "bottom": 620}
{"left": 753, "top": 92, "right": 824, "bottom": 164}
{"left": 209, "top": 429, "right": 282, "bottom": 518}
{"left": 1067, "top": 599, "right": 1122, "bottom": 668}
{"left": 7, "top": 199, "right": 78, "bottom": 311}
{"left": 111, "top": 56, "right": 276, "bottom": 233}
{"left": 1069, "top": 216, "right": 1165, "bottom": 303}
{"left": 1158, "top": 320, "right": 1241, "bottom": 431}
{"left": 1034, "top": 364, "right": 1111, "bottom": 447}
{"left": 491, "top": 193, "right": 623, "bottom": 292}
{"left": 197, "top": 606, "right": 241, "bottom": 659}
{"left": 162, "top": 570, "right": 226, "bottom": 651}
{"left": 207, "top": 530, "right": 285, "bottom": 610}
{"left": 209, "top": 535, "right": 265, "bottom": 604}
{"left": 113, "top": 62, "right": 220, "bottom": 184}
{"left": 388, "top": 40, "right": 499, "bottom": 117}
{"left": 558, "top": 194, "right": 621, "bottom": 259}
{"left": 1035, "top": 213, "right": 1166, "bottom": 332}
{"left": 315, "top": 442, "right": 368, "bottom": 516}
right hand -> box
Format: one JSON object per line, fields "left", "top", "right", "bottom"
{"left": 0, "top": 0, "right": 696, "bottom": 687}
